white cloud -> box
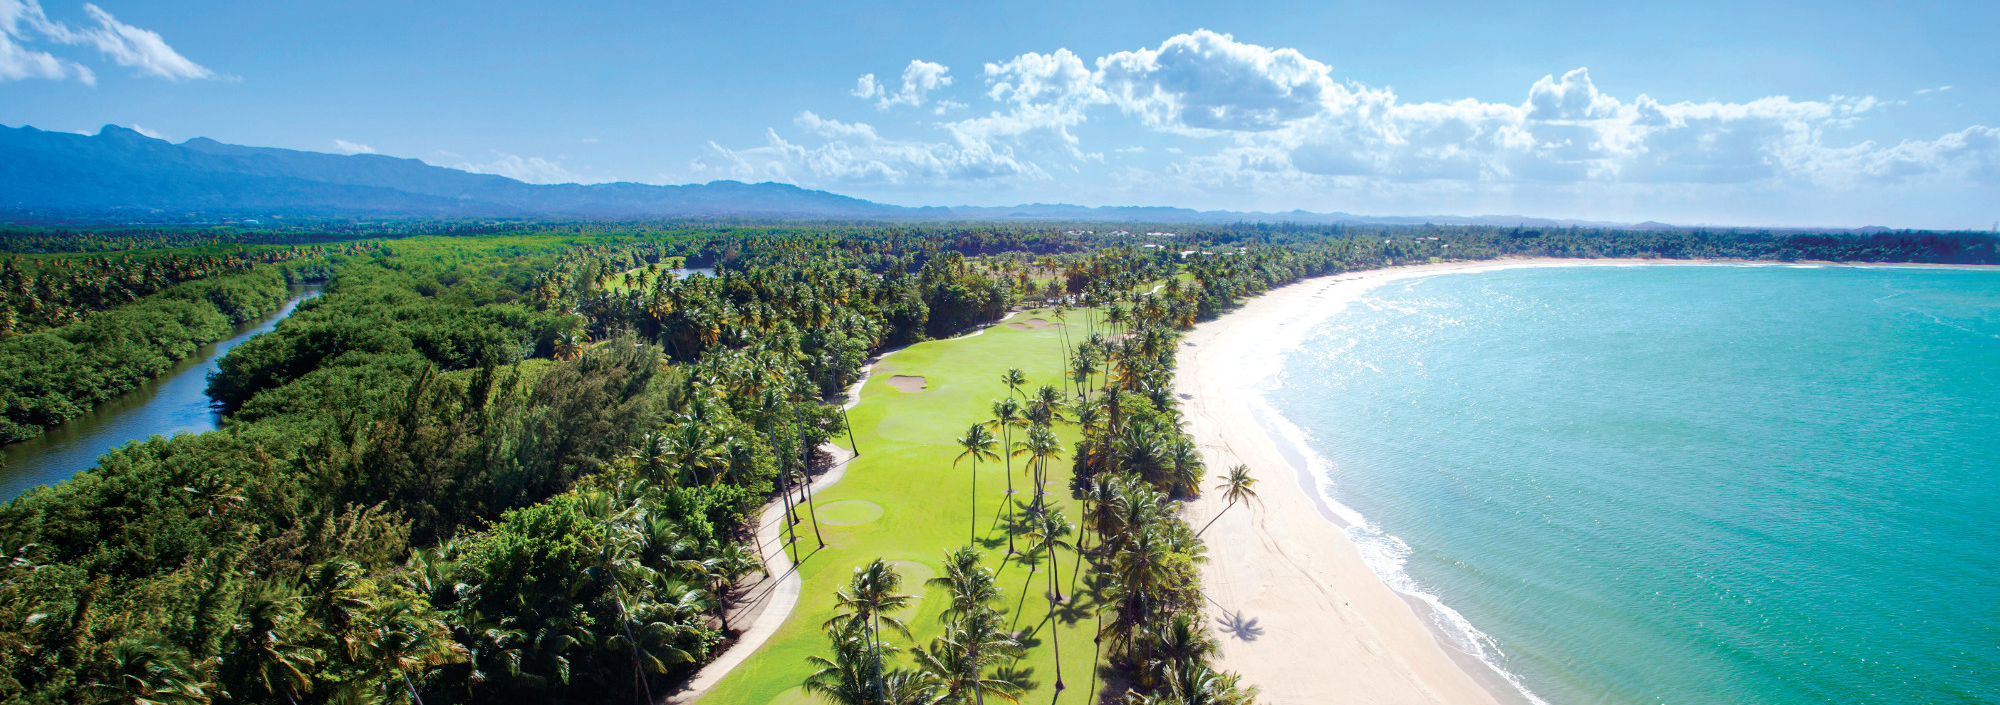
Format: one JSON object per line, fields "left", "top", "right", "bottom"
{"left": 332, "top": 139, "right": 374, "bottom": 155}
{"left": 689, "top": 110, "right": 1044, "bottom": 186}
{"left": 707, "top": 28, "right": 1998, "bottom": 207}
{"left": 851, "top": 59, "right": 952, "bottom": 109}
{"left": 72, "top": 4, "right": 214, "bottom": 80}
{"left": 454, "top": 152, "right": 586, "bottom": 184}
{"left": 126, "top": 123, "right": 161, "bottom": 138}
{"left": 0, "top": 0, "right": 214, "bottom": 83}
{"left": 1914, "top": 85, "right": 1954, "bottom": 95}
{"left": 1097, "top": 29, "right": 1339, "bottom": 134}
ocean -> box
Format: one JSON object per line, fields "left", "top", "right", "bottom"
{"left": 1262, "top": 264, "right": 2000, "bottom": 704}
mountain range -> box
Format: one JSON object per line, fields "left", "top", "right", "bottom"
{"left": 0, "top": 124, "right": 1897, "bottom": 231}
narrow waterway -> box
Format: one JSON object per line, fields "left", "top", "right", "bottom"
{"left": 0, "top": 284, "right": 323, "bottom": 499}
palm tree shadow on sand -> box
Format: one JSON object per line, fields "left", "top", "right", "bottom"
{"left": 1215, "top": 609, "right": 1264, "bottom": 641}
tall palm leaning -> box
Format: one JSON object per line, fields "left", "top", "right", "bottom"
{"left": 1196, "top": 464, "right": 1260, "bottom": 537}
{"left": 984, "top": 398, "right": 1027, "bottom": 554}
{"left": 1024, "top": 508, "right": 1077, "bottom": 692}
{"left": 955, "top": 424, "right": 1001, "bottom": 546}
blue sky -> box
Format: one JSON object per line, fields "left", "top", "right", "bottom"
{"left": 3, "top": 0, "right": 1996, "bottom": 228}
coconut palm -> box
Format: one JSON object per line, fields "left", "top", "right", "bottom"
{"left": 1141, "top": 613, "right": 1217, "bottom": 689}
{"left": 370, "top": 599, "right": 469, "bottom": 705}
{"left": 1018, "top": 424, "right": 1066, "bottom": 513}
{"left": 954, "top": 424, "right": 1001, "bottom": 545}
{"left": 1024, "top": 508, "right": 1076, "bottom": 691}
{"left": 1195, "top": 465, "right": 1259, "bottom": 537}
{"left": 1127, "top": 658, "right": 1257, "bottom": 705}
{"left": 925, "top": 547, "right": 1000, "bottom": 625}
{"left": 661, "top": 417, "right": 730, "bottom": 486}
{"left": 553, "top": 329, "right": 591, "bottom": 361}
{"left": 825, "top": 559, "right": 916, "bottom": 705}
{"left": 1000, "top": 368, "right": 1028, "bottom": 401}
{"left": 224, "top": 589, "right": 321, "bottom": 705}
{"left": 913, "top": 608, "right": 1025, "bottom": 705}
{"left": 984, "top": 398, "right": 1028, "bottom": 551}
{"left": 805, "top": 621, "right": 889, "bottom": 705}
{"left": 86, "top": 639, "right": 212, "bottom": 705}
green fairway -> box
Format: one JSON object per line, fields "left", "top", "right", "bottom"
{"left": 701, "top": 308, "right": 1108, "bottom": 705}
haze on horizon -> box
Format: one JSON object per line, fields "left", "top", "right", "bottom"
{"left": 2, "top": 0, "right": 1996, "bottom": 230}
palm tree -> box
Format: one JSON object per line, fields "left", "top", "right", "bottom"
{"left": 1141, "top": 613, "right": 1217, "bottom": 689}
{"left": 1069, "top": 352, "right": 1098, "bottom": 405}
{"left": 956, "top": 424, "right": 1008, "bottom": 544}
{"left": 1001, "top": 368, "right": 1028, "bottom": 401}
{"left": 913, "top": 609, "right": 1025, "bottom": 705}
{"left": 1195, "top": 465, "right": 1259, "bottom": 537}
{"left": 661, "top": 418, "right": 730, "bottom": 486}
{"left": 370, "top": 599, "right": 469, "bottom": 705}
{"left": 825, "top": 559, "right": 915, "bottom": 705}
{"left": 1019, "top": 424, "right": 1065, "bottom": 514}
{"left": 925, "top": 547, "right": 1000, "bottom": 625}
{"left": 553, "top": 329, "right": 591, "bottom": 361}
{"left": 224, "top": 589, "right": 321, "bottom": 705}
{"left": 984, "top": 398, "right": 1027, "bottom": 553}
{"left": 805, "top": 621, "right": 887, "bottom": 705}
{"left": 86, "top": 640, "right": 212, "bottom": 705}
{"left": 1024, "top": 508, "right": 1076, "bottom": 691}
{"left": 304, "top": 559, "right": 375, "bottom": 663}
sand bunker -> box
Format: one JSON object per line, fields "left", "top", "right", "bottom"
{"left": 1004, "top": 317, "right": 1062, "bottom": 331}
{"left": 887, "top": 374, "right": 928, "bottom": 392}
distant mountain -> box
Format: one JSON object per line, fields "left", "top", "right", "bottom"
{"left": 0, "top": 124, "right": 923, "bottom": 220}
{"left": 0, "top": 124, "right": 1922, "bottom": 232}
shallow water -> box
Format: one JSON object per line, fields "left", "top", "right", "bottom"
{"left": 0, "top": 285, "right": 322, "bottom": 499}
{"left": 1267, "top": 265, "right": 2000, "bottom": 704}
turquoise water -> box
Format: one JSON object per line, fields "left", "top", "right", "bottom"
{"left": 1266, "top": 265, "right": 2000, "bottom": 704}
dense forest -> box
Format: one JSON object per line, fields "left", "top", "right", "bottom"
{"left": 0, "top": 221, "right": 1993, "bottom": 704}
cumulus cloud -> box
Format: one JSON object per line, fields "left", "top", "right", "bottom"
{"left": 332, "top": 139, "right": 375, "bottom": 155}
{"left": 851, "top": 59, "right": 952, "bottom": 109}
{"left": 708, "top": 28, "right": 1998, "bottom": 201}
{"left": 0, "top": 0, "right": 214, "bottom": 83}
{"left": 454, "top": 152, "right": 586, "bottom": 184}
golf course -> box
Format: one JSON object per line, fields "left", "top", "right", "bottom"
{"left": 700, "top": 308, "right": 1109, "bottom": 704}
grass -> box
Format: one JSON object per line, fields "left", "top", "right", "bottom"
{"left": 700, "top": 308, "right": 1109, "bottom": 705}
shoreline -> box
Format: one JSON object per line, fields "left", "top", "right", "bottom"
{"left": 1173, "top": 256, "right": 2000, "bottom": 704}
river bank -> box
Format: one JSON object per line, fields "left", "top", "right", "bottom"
{"left": 0, "top": 284, "right": 321, "bottom": 499}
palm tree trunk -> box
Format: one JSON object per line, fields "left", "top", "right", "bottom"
{"left": 1004, "top": 450, "right": 1018, "bottom": 556}
{"left": 1049, "top": 587, "right": 1065, "bottom": 692}
{"left": 778, "top": 470, "right": 799, "bottom": 564}
{"left": 842, "top": 405, "right": 861, "bottom": 456}
{"left": 871, "top": 611, "right": 885, "bottom": 705}
{"left": 798, "top": 443, "right": 825, "bottom": 548}
{"left": 1194, "top": 500, "right": 1236, "bottom": 538}
{"left": 969, "top": 459, "right": 979, "bottom": 545}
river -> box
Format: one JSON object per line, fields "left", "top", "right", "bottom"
{"left": 0, "top": 284, "right": 323, "bottom": 500}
